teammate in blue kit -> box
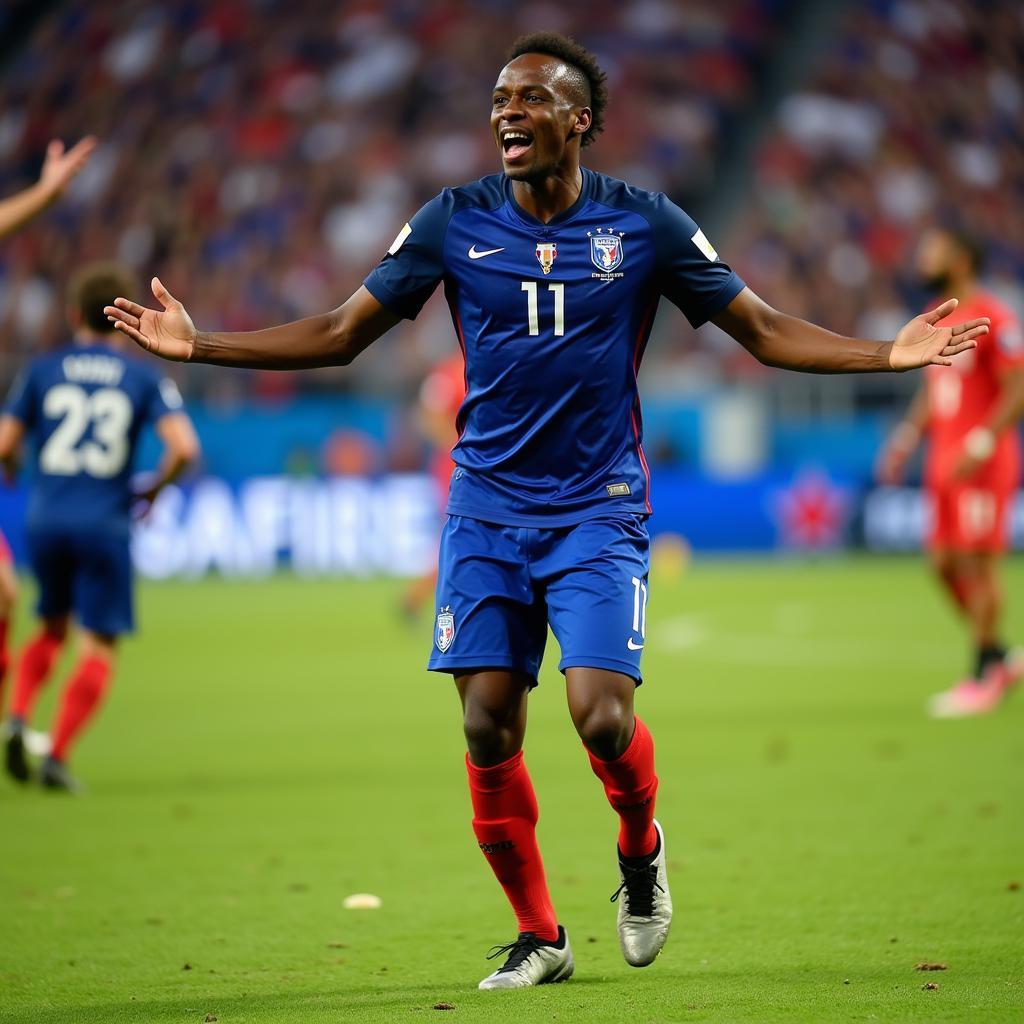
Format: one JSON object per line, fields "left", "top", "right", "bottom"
{"left": 104, "top": 33, "right": 986, "bottom": 988}
{"left": 0, "top": 263, "right": 199, "bottom": 792}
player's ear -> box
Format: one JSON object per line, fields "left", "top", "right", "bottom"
{"left": 572, "top": 107, "right": 592, "bottom": 139}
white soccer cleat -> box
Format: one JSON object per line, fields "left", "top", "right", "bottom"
{"left": 612, "top": 819, "right": 672, "bottom": 967}
{"left": 478, "top": 927, "right": 574, "bottom": 989}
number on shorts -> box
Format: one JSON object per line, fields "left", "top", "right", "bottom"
{"left": 631, "top": 575, "right": 648, "bottom": 639}
{"left": 39, "top": 384, "right": 133, "bottom": 478}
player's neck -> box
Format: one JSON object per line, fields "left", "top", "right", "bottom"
{"left": 74, "top": 328, "right": 123, "bottom": 349}
{"left": 510, "top": 165, "right": 583, "bottom": 224}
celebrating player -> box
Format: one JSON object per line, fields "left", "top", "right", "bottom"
{"left": 104, "top": 34, "right": 986, "bottom": 988}
{"left": 0, "top": 263, "right": 199, "bottom": 791}
{"left": 0, "top": 136, "right": 98, "bottom": 712}
{"left": 878, "top": 227, "right": 1024, "bottom": 717}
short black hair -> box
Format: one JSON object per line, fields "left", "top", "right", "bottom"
{"left": 507, "top": 32, "right": 608, "bottom": 147}
{"left": 68, "top": 261, "right": 138, "bottom": 333}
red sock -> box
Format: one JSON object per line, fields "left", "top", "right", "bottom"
{"left": 588, "top": 717, "right": 659, "bottom": 858}
{"left": 11, "top": 631, "right": 63, "bottom": 721}
{"left": 51, "top": 655, "right": 111, "bottom": 762}
{"left": 466, "top": 751, "right": 559, "bottom": 942}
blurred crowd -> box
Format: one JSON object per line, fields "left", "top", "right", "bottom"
{"left": 725, "top": 0, "right": 1024, "bottom": 385}
{"left": 0, "top": 0, "right": 779, "bottom": 401}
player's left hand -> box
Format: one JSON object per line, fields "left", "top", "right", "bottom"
{"left": 889, "top": 299, "right": 989, "bottom": 370}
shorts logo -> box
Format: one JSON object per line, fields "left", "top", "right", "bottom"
{"left": 436, "top": 606, "right": 455, "bottom": 653}
{"left": 535, "top": 242, "right": 557, "bottom": 275}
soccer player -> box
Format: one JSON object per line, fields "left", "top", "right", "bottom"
{"left": 0, "top": 263, "right": 199, "bottom": 791}
{"left": 104, "top": 34, "right": 986, "bottom": 988}
{"left": 0, "top": 135, "right": 97, "bottom": 710}
{"left": 878, "top": 227, "right": 1024, "bottom": 717}
{"left": 400, "top": 352, "right": 467, "bottom": 619}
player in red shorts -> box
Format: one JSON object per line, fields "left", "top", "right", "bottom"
{"left": 401, "top": 353, "right": 467, "bottom": 619}
{"left": 0, "top": 135, "right": 97, "bottom": 712}
{"left": 879, "top": 228, "right": 1024, "bottom": 717}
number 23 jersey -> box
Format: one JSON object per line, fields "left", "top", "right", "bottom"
{"left": 365, "top": 168, "right": 745, "bottom": 527}
{"left": 4, "top": 343, "right": 182, "bottom": 535}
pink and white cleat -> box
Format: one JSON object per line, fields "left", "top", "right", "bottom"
{"left": 928, "top": 653, "right": 1021, "bottom": 718}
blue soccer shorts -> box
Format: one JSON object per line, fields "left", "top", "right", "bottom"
{"left": 428, "top": 513, "right": 650, "bottom": 685}
{"left": 26, "top": 526, "right": 135, "bottom": 637}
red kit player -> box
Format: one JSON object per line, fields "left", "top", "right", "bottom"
{"left": 879, "top": 228, "right": 1024, "bottom": 717}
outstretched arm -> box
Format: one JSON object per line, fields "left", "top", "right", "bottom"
{"left": 105, "top": 279, "right": 402, "bottom": 369}
{"left": 713, "top": 288, "right": 987, "bottom": 374}
{"left": 0, "top": 137, "right": 97, "bottom": 240}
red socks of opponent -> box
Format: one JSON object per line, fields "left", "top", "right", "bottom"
{"left": 467, "top": 751, "right": 560, "bottom": 942}
{"left": 51, "top": 655, "right": 111, "bottom": 762}
{"left": 11, "top": 630, "right": 63, "bottom": 720}
{"left": 587, "top": 717, "right": 659, "bottom": 858}
{"left": 10, "top": 633, "right": 111, "bottom": 763}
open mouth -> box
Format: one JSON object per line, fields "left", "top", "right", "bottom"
{"left": 500, "top": 128, "right": 534, "bottom": 161}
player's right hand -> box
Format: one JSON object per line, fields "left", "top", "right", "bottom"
{"left": 104, "top": 278, "right": 197, "bottom": 362}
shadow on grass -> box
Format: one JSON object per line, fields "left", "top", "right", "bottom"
{"left": 1, "top": 973, "right": 644, "bottom": 1024}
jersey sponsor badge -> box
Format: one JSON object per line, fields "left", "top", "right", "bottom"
{"left": 590, "top": 231, "right": 624, "bottom": 272}
{"left": 535, "top": 242, "right": 557, "bottom": 275}
{"left": 690, "top": 227, "right": 718, "bottom": 262}
{"left": 436, "top": 606, "right": 455, "bottom": 653}
{"left": 606, "top": 482, "right": 631, "bottom": 497}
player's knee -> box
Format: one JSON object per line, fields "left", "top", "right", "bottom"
{"left": 462, "top": 702, "right": 522, "bottom": 765}
{"left": 573, "top": 700, "right": 633, "bottom": 761}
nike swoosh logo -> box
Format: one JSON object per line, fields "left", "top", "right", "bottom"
{"left": 468, "top": 245, "right": 505, "bottom": 260}
{"left": 627, "top": 638, "right": 645, "bottom": 651}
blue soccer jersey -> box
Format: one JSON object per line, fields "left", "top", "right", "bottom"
{"left": 4, "top": 343, "right": 183, "bottom": 536}
{"left": 364, "top": 168, "right": 745, "bottom": 526}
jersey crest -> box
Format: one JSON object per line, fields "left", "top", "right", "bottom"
{"left": 535, "top": 242, "right": 557, "bottom": 275}
{"left": 436, "top": 606, "right": 455, "bottom": 652}
{"left": 590, "top": 232, "right": 623, "bottom": 272}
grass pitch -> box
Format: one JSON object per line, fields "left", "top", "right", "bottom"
{"left": 0, "top": 557, "right": 1021, "bottom": 1023}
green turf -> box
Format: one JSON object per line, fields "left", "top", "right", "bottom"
{"left": 1, "top": 557, "right": 1021, "bottom": 1023}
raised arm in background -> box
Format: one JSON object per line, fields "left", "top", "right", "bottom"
{"left": 0, "top": 137, "right": 97, "bottom": 240}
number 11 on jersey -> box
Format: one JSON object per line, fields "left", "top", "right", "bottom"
{"left": 521, "top": 281, "right": 564, "bottom": 337}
